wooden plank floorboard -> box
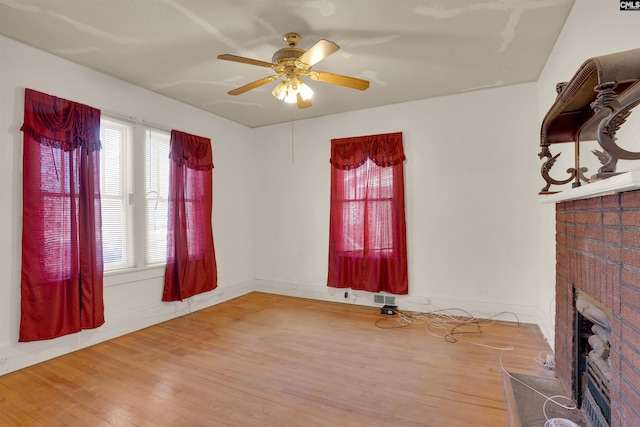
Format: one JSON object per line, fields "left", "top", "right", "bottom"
{"left": 0, "top": 292, "right": 557, "bottom": 426}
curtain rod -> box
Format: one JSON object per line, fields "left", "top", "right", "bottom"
{"left": 100, "top": 109, "right": 171, "bottom": 133}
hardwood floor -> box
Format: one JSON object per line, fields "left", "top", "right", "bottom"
{"left": 0, "top": 292, "right": 555, "bottom": 426}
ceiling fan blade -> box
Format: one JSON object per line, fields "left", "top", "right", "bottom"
{"left": 297, "top": 39, "right": 339, "bottom": 66}
{"left": 217, "top": 54, "right": 274, "bottom": 69}
{"left": 228, "top": 76, "right": 279, "bottom": 95}
{"left": 309, "top": 71, "right": 370, "bottom": 91}
{"left": 296, "top": 93, "right": 312, "bottom": 109}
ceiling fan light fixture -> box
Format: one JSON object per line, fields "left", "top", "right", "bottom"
{"left": 296, "top": 80, "right": 314, "bottom": 101}
{"left": 283, "top": 88, "right": 298, "bottom": 104}
{"left": 272, "top": 80, "right": 288, "bottom": 100}
{"left": 272, "top": 77, "right": 314, "bottom": 104}
{"left": 276, "top": 80, "right": 297, "bottom": 104}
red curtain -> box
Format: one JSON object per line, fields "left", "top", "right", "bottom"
{"left": 328, "top": 132, "right": 408, "bottom": 294}
{"left": 163, "top": 130, "right": 217, "bottom": 301}
{"left": 20, "top": 88, "right": 104, "bottom": 341}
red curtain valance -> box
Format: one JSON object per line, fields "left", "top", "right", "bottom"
{"left": 20, "top": 88, "right": 101, "bottom": 152}
{"left": 170, "top": 130, "right": 214, "bottom": 171}
{"left": 330, "top": 132, "right": 405, "bottom": 170}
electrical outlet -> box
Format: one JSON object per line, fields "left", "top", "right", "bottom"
{"left": 0, "top": 357, "right": 8, "bottom": 365}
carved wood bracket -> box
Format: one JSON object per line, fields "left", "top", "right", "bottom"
{"left": 539, "top": 48, "right": 640, "bottom": 195}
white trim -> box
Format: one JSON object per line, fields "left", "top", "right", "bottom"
{"left": 0, "top": 280, "right": 254, "bottom": 375}
{"left": 538, "top": 169, "right": 640, "bottom": 203}
{"left": 255, "top": 279, "right": 540, "bottom": 324}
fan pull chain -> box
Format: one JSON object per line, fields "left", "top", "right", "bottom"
{"left": 291, "top": 108, "right": 295, "bottom": 163}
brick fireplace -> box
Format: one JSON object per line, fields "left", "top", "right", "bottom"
{"left": 555, "top": 191, "right": 640, "bottom": 427}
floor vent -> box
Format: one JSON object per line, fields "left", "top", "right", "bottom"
{"left": 374, "top": 295, "right": 396, "bottom": 306}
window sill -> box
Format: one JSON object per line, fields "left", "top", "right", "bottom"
{"left": 338, "top": 252, "right": 393, "bottom": 259}
{"left": 104, "top": 265, "right": 165, "bottom": 288}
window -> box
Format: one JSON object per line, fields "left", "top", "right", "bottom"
{"left": 336, "top": 159, "right": 394, "bottom": 255}
{"left": 327, "top": 132, "right": 408, "bottom": 294}
{"left": 145, "top": 129, "right": 170, "bottom": 265}
{"left": 100, "top": 118, "right": 133, "bottom": 271}
{"left": 39, "top": 147, "right": 74, "bottom": 281}
{"left": 99, "top": 117, "right": 171, "bottom": 272}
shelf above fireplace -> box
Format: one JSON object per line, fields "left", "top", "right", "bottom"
{"left": 538, "top": 48, "right": 640, "bottom": 195}
{"left": 538, "top": 168, "right": 640, "bottom": 203}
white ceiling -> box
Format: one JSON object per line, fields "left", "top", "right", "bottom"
{"left": 0, "top": 0, "right": 575, "bottom": 128}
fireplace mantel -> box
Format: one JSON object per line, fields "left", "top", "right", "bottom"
{"left": 538, "top": 169, "right": 640, "bottom": 203}
{"left": 538, "top": 48, "right": 640, "bottom": 194}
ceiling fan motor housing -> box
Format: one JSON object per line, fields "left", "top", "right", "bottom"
{"left": 273, "top": 32, "right": 309, "bottom": 74}
{"left": 272, "top": 47, "right": 304, "bottom": 65}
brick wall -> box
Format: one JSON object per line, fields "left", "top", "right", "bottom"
{"left": 556, "top": 191, "right": 640, "bottom": 427}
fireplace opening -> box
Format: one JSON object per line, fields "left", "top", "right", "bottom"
{"left": 574, "top": 290, "right": 612, "bottom": 427}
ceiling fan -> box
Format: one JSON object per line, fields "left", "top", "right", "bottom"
{"left": 217, "top": 33, "right": 370, "bottom": 109}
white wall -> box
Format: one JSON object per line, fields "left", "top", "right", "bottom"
{"left": 252, "top": 82, "right": 545, "bottom": 322}
{"left": 0, "top": 35, "right": 255, "bottom": 374}
{"left": 535, "top": 0, "right": 640, "bottom": 346}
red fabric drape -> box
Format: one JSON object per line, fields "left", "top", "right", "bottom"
{"left": 328, "top": 132, "right": 408, "bottom": 294}
{"left": 20, "top": 88, "right": 104, "bottom": 341}
{"left": 163, "top": 130, "right": 217, "bottom": 301}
